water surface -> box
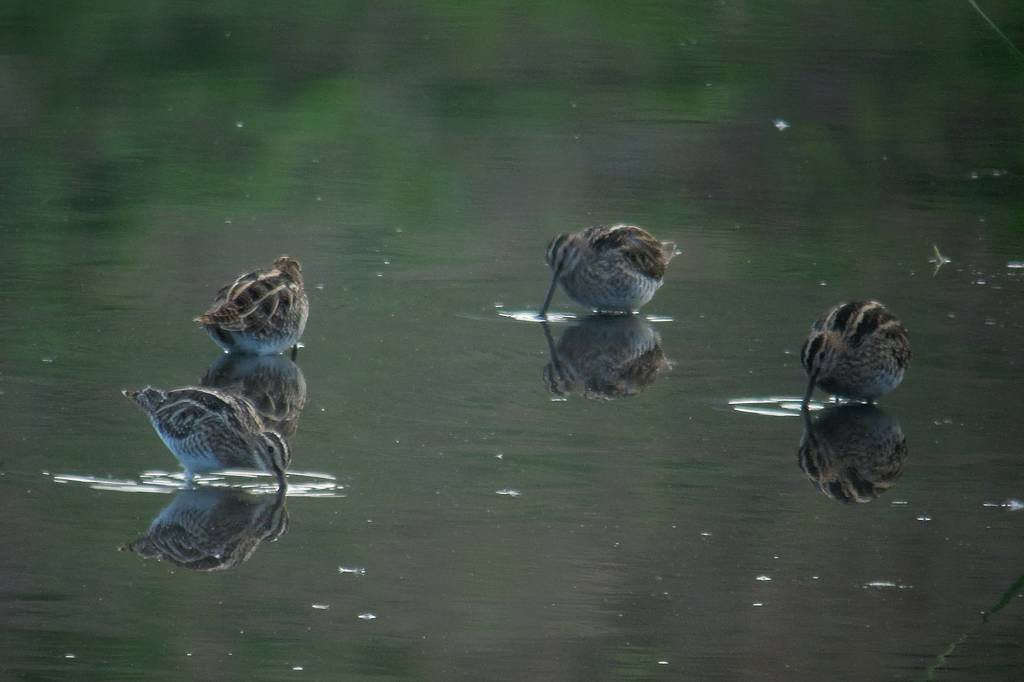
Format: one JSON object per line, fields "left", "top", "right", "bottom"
{"left": 2, "top": 3, "right": 1024, "bottom": 680}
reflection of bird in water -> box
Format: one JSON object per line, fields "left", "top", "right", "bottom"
{"left": 540, "top": 224, "right": 676, "bottom": 316}
{"left": 542, "top": 315, "right": 671, "bottom": 400}
{"left": 195, "top": 255, "right": 309, "bottom": 356}
{"left": 122, "top": 386, "right": 290, "bottom": 487}
{"left": 800, "top": 300, "right": 910, "bottom": 404}
{"left": 120, "top": 487, "right": 288, "bottom": 571}
{"left": 201, "top": 354, "right": 307, "bottom": 439}
{"left": 798, "top": 404, "right": 908, "bottom": 503}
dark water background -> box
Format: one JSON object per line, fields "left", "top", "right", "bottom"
{"left": 2, "top": 2, "right": 1023, "bottom": 680}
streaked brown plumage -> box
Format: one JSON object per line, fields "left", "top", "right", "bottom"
{"left": 196, "top": 255, "right": 309, "bottom": 355}
{"left": 540, "top": 225, "right": 676, "bottom": 316}
{"left": 201, "top": 353, "right": 307, "bottom": 438}
{"left": 120, "top": 486, "right": 288, "bottom": 571}
{"left": 800, "top": 300, "right": 910, "bottom": 403}
{"left": 798, "top": 404, "right": 908, "bottom": 503}
{"left": 122, "top": 386, "right": 290, "bottom": 487}
{"left": 542, "top": 315, "right": 671, "bottom": 400}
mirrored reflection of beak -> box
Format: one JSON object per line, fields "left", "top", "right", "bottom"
{"left": 120, "top": 486, "right": 288, "bottom": 571}
{"left": 542, "top": 315, "right": 671, "bottom": 400}
{"left": 798, "top": 405, "right": 908, "bottom": 504}
{"left": 202, "top": 353, "right": 307, "bottom": 438}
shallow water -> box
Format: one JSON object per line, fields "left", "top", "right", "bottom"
{"left": 3, "top": 3, "right": 1024, "bottom": 680}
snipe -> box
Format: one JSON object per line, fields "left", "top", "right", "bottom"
{"left": 800, "top": 300, "right": 910, "bottom": 404}
{"left": 195, "top": 255, "right": 309, "bottom": 355}
{"left": 123, "top": 386, "right": 290, "bottom": 487}
{"left": 540, "top": 225, "right": 676, "bottom": 316}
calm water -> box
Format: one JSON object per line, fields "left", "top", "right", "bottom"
{"left": 3, "top": 3, "right": 1024, "bottom": 680}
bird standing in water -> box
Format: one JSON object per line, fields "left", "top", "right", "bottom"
{"left": 540, "top": 225, "right": 676, "bottom": 317}
{"left": 123, "top": 386, "right": 291, "bottom": 488}
{"left": 800, "top": 300, "right": 910, "bottom": 405}
{"left": 195, "top": 255, "right": 309, "bottom": 355}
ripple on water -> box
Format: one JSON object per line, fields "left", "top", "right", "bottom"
{"left": 497, "top": 310, "right": 577, "bottom": 323}
{"left": 728, "top": 396, "right": 825, "bottom": 417}
{"left": 50, "top": 470, "right": 345, "bottom": 497}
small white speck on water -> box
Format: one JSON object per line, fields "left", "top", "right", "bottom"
{"left": 292, "top": 666, "right": 304, "bottom": 671}
{"left": 752, "top": 602, "right": 765, "bottom": 607}
{"left": 700, "top": 531, "right": 712, "bottom": 536}
{"left": 338, "top": 566, "right": 366, "bottom": 575}
{"left": 383, "top": 259, "right": 391, "bottom": 265}
{"left": 64, "top": 654, "right": 76, "bottom": 659}
{"left": 756, "top": 575, "right": 772, "bottom": 582}
{"left": 495, "top": 453, "right": 504, "bottom": 459}
{"left": 493, "top": 302, "right": 505, "bottom": 308}
{"left": 773, "top": 118, "right": 790, "bottom": 131}
{"left": 357, "top": 613, "right": 377, "bottom": 620}
{"left": 41, "top": 357, "right": 54, "bottom": 363}
{"left": 812, "top": 576, "right": 820, "bottom": 580}
{"left": 311, "top": 604, "right": 330, "bottom": 610}
{"left": 1008, "top": 261, "right": 1024, "bottom": 269}
{"left": 974, "top": 279, "right": 987, "bottom": 285}
{"left": 658, "top": 660, "right": 669, "bottom": 665}
{"left": 864, "top": 581, "right": 912, "bottom": 590}
{"left": 315, "top": 283, "right": 325, "bottom": 290}
{"left": 917, "top": 515, "right": 932, "bottom": 522}
{"left": 891, "top": 500, "right": 909, "bottom": 505}
{"left": 818, "top": 280, "right": 828, "bottom": 286}
{"left": 375, "top": 272, "right": 383, "bottom": 277}
{"left": 235, "top": 120, "right": 244, "bottom": 128}
{"left": 495, "top": 488, "right": 522, "bottom": 497}
{"left": 186, "top": 652, "right": 193, "bottom": 657}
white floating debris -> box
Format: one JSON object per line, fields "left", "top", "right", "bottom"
{"left": 752, "top": 602, "right": 765, "bottom": 607}
{"left": 755, "top": 575, "right": 772, "bottom": 582}
{"left": 357, "top": 613, "right": 377, "bottom": 620}
{"left": 338, "top": 566, "right": 366, "bottom": 575}
{"left": 41, "top": 357, "right": 54, "bottom": 363}
{"left": 292, "top": 666, "right": 304, "bottom": 671}
{"left": 235, "top": 121, "right": 245, "bottom": 128}
{"left": 891, "top": 500, "right": 909, "bottom": 505}
{"left": 64, "top": 654, "right": 76, "bottom": 659}
{"left": 311, "top": 604, "right": 330, "bottom": 610}
{"left": 495, "top": 488, "right": 522, "bottom": 497}
{"left": 916, "top": 515, "right": 932, "bottom": 522}
{"left": 658, "top": 660, "right": 669, "bottom": 665}
{"left": 700, "top": 532, "right": 712, "bottom": 537}
{"left": 773, "top": 118, "right": 790, "bottom": 131}
{"left": 864, "top": 581, "right": 912, "bottom": 590}
{"left": 1008, "top": 261, "right": 1024, "bottom": 269}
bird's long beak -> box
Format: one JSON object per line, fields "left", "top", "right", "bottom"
{"left": 273, "top": 464, "right": 288, "bottom": 491}
{"left": 538, "top": 265, "right": 561, "bottom": 318}
{"left": 802, "top": 372, "right": 817, "bottom": 408}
